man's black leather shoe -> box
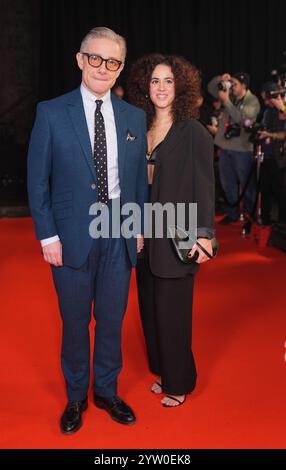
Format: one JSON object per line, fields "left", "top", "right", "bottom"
{"left": 94, "top": 394, "right": 136, "bottom": 425}
{"left": 60, "top": 397, "right": 88, "bottom": 434}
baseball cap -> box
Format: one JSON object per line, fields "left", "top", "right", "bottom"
{"left": 260, "top": 81, "right": 280, "bottom": 94}
{"left": 232, "top": 72, "right": 250, "bottom": 88}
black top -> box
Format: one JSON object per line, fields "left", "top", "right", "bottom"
{"left": 146, "top": 141, "right": 163, "bottom": 165}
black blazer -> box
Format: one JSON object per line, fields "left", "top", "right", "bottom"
{"left": 147, "top": 118, "right": 215, "bottom": 278}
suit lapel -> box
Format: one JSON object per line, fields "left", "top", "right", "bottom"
{"left": 161, "top": 121, "right": 187, "bottom": 155}
{"left": 111, "top": 94, "right": 127, "bottom": 186}
{"left": 154, "top": 121, "right": 188, "bottom": 175}
{"left": 67, "top": 88, "right": 95, "bottom": 180}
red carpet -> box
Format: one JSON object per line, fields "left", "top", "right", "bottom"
{"left": 1, "top": 217, "right": 286, "bottom": 449}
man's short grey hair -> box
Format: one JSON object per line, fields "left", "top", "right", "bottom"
{"left": 80, "top": 27, "right": 127, "bottom": 60}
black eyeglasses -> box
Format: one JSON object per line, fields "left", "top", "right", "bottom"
{"left": 81, "top": 52, "right": 122, "bottom": 71}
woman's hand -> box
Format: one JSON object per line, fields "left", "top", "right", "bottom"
{"left": 188, "top": 238, "right": 213, "bottom": 263}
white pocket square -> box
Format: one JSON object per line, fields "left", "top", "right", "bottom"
{"left": 126, "top": 131, "right": 137, "bottom": 141}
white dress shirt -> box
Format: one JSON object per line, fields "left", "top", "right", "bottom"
{"left": 41, "top": 83, "right": 120, "bottom": 247}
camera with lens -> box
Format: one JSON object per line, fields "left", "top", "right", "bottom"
{"left": 224, "top": 123, "right": 241, "bottom": 140}
{"left": 244, "top": 121, "right": 266, "bottom": 144}
{"left": 217, "top": 80, "right": 233, "bottom": 92}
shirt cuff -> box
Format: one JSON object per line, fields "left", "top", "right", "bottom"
{"left": 41, "top": 235, "right": 60, "bottom": 247}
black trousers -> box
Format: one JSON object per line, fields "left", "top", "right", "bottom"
{"left": 260, "top": 158, "right": 286, "bottom": 223}
{"left": 136, "top": 253, "right": 197, "bottom": 395}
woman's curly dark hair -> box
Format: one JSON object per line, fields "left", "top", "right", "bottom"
{"left": 127, "top": 54, "right": 202, "bottom": 129}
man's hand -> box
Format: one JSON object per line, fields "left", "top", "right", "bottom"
{"left": 207, "top": 124, "right": 218, "bottom": 136}
{"left": 270, "top": 95, "right": 285, "bottom": 111}
{"left": 258, "top": 130, "right": 272, "bottom": 140}
{"left": 188, "top": 238, "right": 213, "bottom": 264}
{"left": 221, "top": 73, "right": 232, "bottom": 81}
{"left": 42, "top": 240, "right": 63, "bottom": 266}
{"left": 136, "top": 234, "right": 144, "bottom": 254}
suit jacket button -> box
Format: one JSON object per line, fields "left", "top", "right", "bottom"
{"left": 91, "top": 183, "right": 96, "bottom": 190}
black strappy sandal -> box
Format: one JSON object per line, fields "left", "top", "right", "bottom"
{"left": 162, "top": 395, "right": 186, "bottom": 407}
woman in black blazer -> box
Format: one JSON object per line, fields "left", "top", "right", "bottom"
{"left": 128, "top": 54, "right": 215, "bottom": 407}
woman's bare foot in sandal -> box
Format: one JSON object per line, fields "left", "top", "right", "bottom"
{"left": 161, "top": 394, "right": 186, "bottom": 407}
{"left": 151, "top": 379, "right": 162, "bottom": 394}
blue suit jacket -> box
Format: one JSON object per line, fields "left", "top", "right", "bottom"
{"left": 27, "top": 88, "right": 148, "bottom": 268}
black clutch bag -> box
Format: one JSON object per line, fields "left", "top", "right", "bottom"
{"left": 168, "top": 225, "right": 218, "bottom": 264}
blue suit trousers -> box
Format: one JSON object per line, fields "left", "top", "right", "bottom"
{"left": 51, "top": 206, "right": 131, "bottom": 401}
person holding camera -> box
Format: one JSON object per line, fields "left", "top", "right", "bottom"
{"left": 208, "top": 72, "right": 260, "bottom": 224}
{"left": 268, "top": 92, "right": 286, "bottom": 121}
{"left": 258, "top": 82, "right": 286, "bottom": 225}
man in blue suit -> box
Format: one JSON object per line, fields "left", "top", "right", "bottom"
{"left": 28, "top": 27, "right": 148, "bottom": 434}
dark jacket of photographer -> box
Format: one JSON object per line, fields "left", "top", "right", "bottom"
{"left": 208, "top": 76, "right": 260, "bottom": 152}
{"left": 261, "top": 107, "right": 286, "bottom": 162}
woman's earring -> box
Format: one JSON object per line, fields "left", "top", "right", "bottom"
{"left": 145, "top": 94, "right": 148, "bottom": 98}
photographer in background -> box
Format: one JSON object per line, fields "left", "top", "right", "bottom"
{"left": 208, "top": 72, "right": 260, "bottom": 224}
{"left": 199, "top": 95, "right": 224, "bottom": 137}
{"left": 199, "top": 95, "right": 225, "bottom": 214}
{"left": 268, "top": 92, "right": 286, "bottom": 121}
{"left": 258, "top": 82, "right": 286, "bottom": 225}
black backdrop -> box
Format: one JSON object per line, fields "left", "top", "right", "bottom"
{"left": 38, "top": 0, "right": 286, "bottom": 99}
{"left": 1, "top": 0, "right": 286, "bottom": 206}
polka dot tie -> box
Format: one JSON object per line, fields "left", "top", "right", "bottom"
{"left": 94, "top": 99, "right": 108, "bottom": 204}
